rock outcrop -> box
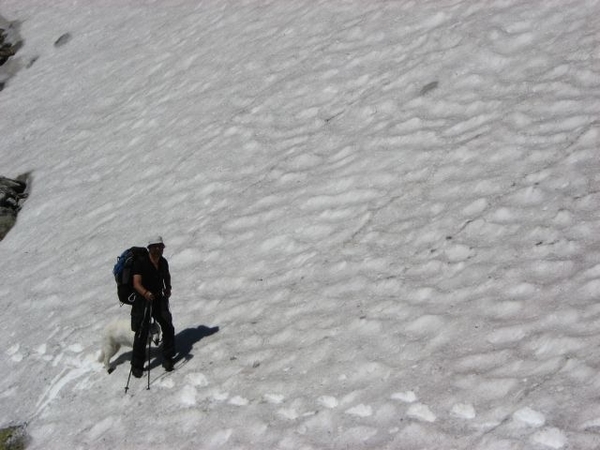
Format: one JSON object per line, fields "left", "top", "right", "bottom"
{"left": 0, "top": 175, "right": 28, "bottom": 241}
{"left": 0, "top": 15, "right": 22, "bottom": 91}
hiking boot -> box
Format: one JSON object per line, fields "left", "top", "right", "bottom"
{"left": 131, "top": 366, "right": 144, "bottom": 378}
{"left": 162, "top": 357, "right": 174, "bottom": 372}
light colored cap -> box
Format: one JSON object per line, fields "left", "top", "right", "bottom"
{"left": 147, "top": 236, "right": 165, "bottom": 247}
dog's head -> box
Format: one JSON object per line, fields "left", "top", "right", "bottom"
{"left": 149, "top": 322, "right": 162, "bottom": 345}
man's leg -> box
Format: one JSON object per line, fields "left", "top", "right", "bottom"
{"left": 154, "top": 297, "right": 176, "bottom": 370}
{"left": 131, "top": 300, "right": 152, "bottom": 377}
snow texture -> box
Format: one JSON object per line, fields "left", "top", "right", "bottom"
{"left": 1, "top": 0, "right": 600, "bottom": 449}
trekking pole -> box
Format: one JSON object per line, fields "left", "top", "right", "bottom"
{"left": 147, "top": 318, "right": 154, "bottom": 390}
{"left": 124, "top": 367, "right": 133, "bottom": 394}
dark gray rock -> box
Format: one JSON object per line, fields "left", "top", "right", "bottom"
{"left": 419, "top": 81, "right": 439, "bottom": 96}
{"left": 54, "top": 32, "right": 72, "bottom": 48}
{"left": 0, "top": 175, "right": 28, "bottom": 241}
{"left": 0, "top": 15, "right": 23, "bottom": 91}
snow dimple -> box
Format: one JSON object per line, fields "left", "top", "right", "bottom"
{"left": 405, "top": 315, "right": 445, "bottom": 336}
{"left": 185, "top": 372, "right": 208, "bottom": 387}
{"left": 318, "top": 395, "right": 339, "bottom": 409}
{"left": 513, "top": 407, "right": 546, "bottom": 427}
{"left": 7, "top": 344, "right": 20, "bottom": 358}
{"left": 345, "top": 404, "right": 373, "bottom": 417}
{"left": 300, "top": 189, "right": 383, "bottom": 211}
{"left": 228, "top": 395, "right": 249, "bottom": 406}
{"left": 407, "top": 403, "right": 436, "bottom": 423}
{"left": 208, "top": 429, "right": 233, "bottom": 447}
{"left": 264, "top": 393, "right": 285, "bottom": 404}
{"left": 171, "top": 248, "right": 204, "bottom": 268}
{"left": 531, "top": 427, "right": 567, "bottom": 449}
{"left": 179, "top": 385, "right": 197, "bottom": 406}
{"left": 451, "top": 403, "right": 476, "bottom": 420}
{"left": 391, "top": 391, "right": 418, "bottom": 403}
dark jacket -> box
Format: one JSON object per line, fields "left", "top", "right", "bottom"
{"left": 132, "top": 254, "right": 171, "bottom": 297}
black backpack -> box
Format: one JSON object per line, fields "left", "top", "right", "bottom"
{"left": 113, "top": 247, "right": 148, "bottom": 305}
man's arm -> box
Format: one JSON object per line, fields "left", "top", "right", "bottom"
{"left": 133, "top": 274, "right": 154, "bottom": 301}
{"left": 163, "top": 259, "right": 172, "bottom": 298}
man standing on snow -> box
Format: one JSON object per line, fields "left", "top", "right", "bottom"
{"left": 130, "top": 236, "right": 176, "bottom": 378}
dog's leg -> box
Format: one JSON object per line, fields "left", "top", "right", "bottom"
{"left": 102, "top": 345, "right": 112, "bottom": 373}
{"left": 103, "top": 342, "right": 121, "bottom": 374}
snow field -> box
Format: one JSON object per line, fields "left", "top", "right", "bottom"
{"left": 0, "top": 0, "right": 600, "bottom": 449}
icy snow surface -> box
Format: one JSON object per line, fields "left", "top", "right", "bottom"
{"left": 1, "top": 1, "right": 600, "bottom": 449}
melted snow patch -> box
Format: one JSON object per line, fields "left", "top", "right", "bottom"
{"left": 530, "top": 427, "right": 567, "bottom": 449}
{"left": 229, "top": 395, "right": 249, "bottom": 406}
{"left": 185, "top": 372, "right": 209, "bottom": 387}
{"left": 513, "top": 407, "right": 546, "bottom": 427}
{"left": 451, "top": 403, "right": 476, "bottom": 420}
{"left": 345, "top": 404, "right": 373, "bottom": 417}
{"left": 264, "top": 393, "right": 285, "bottom": 404}
{"left": 391, "top": 391, "right": 418, "bottom": 403}
{"left": 318, "top": 395, "right": 339, "bottom": 409}
{"left": 407, "top": 403, "right": 436, "bottom": 422}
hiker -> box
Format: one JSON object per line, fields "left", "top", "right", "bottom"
{"left": 130, "top": 236, "right": 176, "bottom": 378}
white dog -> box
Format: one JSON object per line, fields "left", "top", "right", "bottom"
{"left": 98, "top": 318, "right": 161, "bottom": 373}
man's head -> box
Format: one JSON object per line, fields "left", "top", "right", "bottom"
{"left": 147, "top": 235, "right": 165, "bottom": 257}
{"left": 147, "top": 236, "right": 164, "bottom": 247}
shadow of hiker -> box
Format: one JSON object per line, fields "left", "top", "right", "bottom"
{"left": 175, "top": 325, "right": 220, "bottom": 363}
{"left": 147, "top": 324, "right": 220, "bottom": 370}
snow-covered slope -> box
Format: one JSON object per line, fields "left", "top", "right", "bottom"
{"left": 1, "top": 1, "right": 599, "bottom": 449}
